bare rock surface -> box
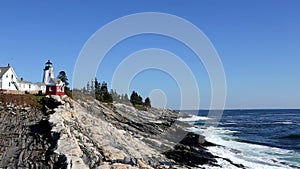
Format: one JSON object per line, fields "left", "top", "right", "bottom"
{"left": 0, "top": 94, "right": 244, "bottom": 168}
{"left": 0, "top": 94, "right": 67, "bottom": 168}
{"left": 50, "top": 96, "right": 176, "bottom": 168}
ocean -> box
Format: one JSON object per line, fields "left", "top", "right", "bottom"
{"left": 182, "top": 109, "right": 300, "bottom": 169}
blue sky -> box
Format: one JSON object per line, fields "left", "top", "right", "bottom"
{"left": 0, "top": 1, "right": 299, "bottom": 109}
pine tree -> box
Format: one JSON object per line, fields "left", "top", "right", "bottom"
{"left": 86, "top": 82, "right": 90, "bottom": 92}
{"left": 94, "top": 78, "right": 101, "bottom": 100}
{"left": 100, "top": 82, "right": 108, "bottom": 93}
{"left": 144, "top": 97, "right": 151, "bottom": 107}
{"left": 124, "top": 93, "right": 129, "bottom": 102}
{"left": 102, "top": 91, "right": 113, "bottom": 103}
{"left": 91, "top": 79, "right": 94, "bottom": 93}
{"left": 111, "top": 89, "right": 119, "bottom": 102}
{"left": 130, "top": 91, "right": 143, "bottom": 105}
{"left": 94, "top": 78, "right": 100, "bottom": 92}
{"left": 82, "top": 86, "right": 87, "bottom": 94}
{"left": 57, "top": 71, "right": 69, "bottom": 86}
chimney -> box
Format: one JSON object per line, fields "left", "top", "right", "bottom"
{"left": 8, "top": 63, "right": 10, "bottom": 67}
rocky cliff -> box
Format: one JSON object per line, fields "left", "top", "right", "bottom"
{"left": 0, "top": 94, "right": 243, "bottom": 169}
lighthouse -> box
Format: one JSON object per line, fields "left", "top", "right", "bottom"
{"left": 43, "top": 60, "right": 54, "bottom": 84}
{"left": 42, "top": 60, "right": 65, "bottom": 95}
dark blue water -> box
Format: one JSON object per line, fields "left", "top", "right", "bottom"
{"left": 196, "top": 109, "right": 300, "bottom": 153}
{"left": 181, "top": 109, "right": 300, "bottom": 168}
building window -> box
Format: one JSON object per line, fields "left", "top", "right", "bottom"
{"left": 9, "top": 82, "right": 10, "bottom": 87}
{"left": 11, "top": 75, "right": 13, "bottom": 79}
{"left": 6, "top": 75, "right": 8, "bottom": 78}
{"left": 29, "top": 84, "right": 31, "bottom": 89}
{"left": 49, "top": 86, "right": 52, "bottom": 92}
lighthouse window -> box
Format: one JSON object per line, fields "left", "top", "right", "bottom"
{"left": 11, "top": 75, "right": 13, "bottom": 79}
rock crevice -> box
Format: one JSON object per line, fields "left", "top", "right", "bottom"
{"left": 0, "top": 94, "right": 244, "bottom": 168}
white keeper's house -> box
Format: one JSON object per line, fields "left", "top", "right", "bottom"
{"left": 0, "top": 60, "right": 65, "bottom": 95}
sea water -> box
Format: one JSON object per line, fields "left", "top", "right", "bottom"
{"left": 182, "top": 109, "right": 300, "bottom": 169}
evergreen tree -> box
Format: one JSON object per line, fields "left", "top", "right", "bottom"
{"left": 130, "top": 91, "right": 137, "bottom": 105}
{"left": 94, "top": 78, "right": 101, "bottom": 100}
{"left": 111, "top": 89, "right": 120, "bottom": 102}
{"left": 57, "top": 71, "right": 69, "bottom": 86}
{"left": 83, "top": 79, "right": 113, "bottom": 103}
{"left": 124, "top": 93, "right": 129, "bottom": 102}
{"left": 82, "top": 86, "right": 87, "bottom": 94}
{"left": 57, "top": 71, "right": 71, "bottom": 96}
{"left": 144, "top": 97, "right": 151, "bottom": 107}
{"left": 100, "top": 82, "right": 108, "bottom": 93}
{"left": 91, "top": 79, "right": 94, "bottom": 93}
{"left": 102, "top": 91, "right": 113, "bottom": 103}
{"left": 130, "top": 91, "right": 143, "bottom": 105}
{"left": 86, "top": 82, "right": 90, "bottom": 92}
{"left": 94, "top": 78, "right": 100, "bottom": 92}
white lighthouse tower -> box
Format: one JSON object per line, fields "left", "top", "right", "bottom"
{"left": 43, "top": 60, "right": 55, "bottom": 84}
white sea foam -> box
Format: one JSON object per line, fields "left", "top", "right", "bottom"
{"left": 177, "top": 115, "right": 210, "bottom": 122}
{"left": 188, "top": 126, "right": 239, "bottom": 134}
{"left": 274, "top": 121, "right": 294, "bottom": 125}
{"left": 202, "top": 158, "right": 241, "bottom": 169}
{"left": 194, "top": 127, "right": 300, "bottom": 169}
{"left": 224, "top": 122, "right": 237, "bottom": 125}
